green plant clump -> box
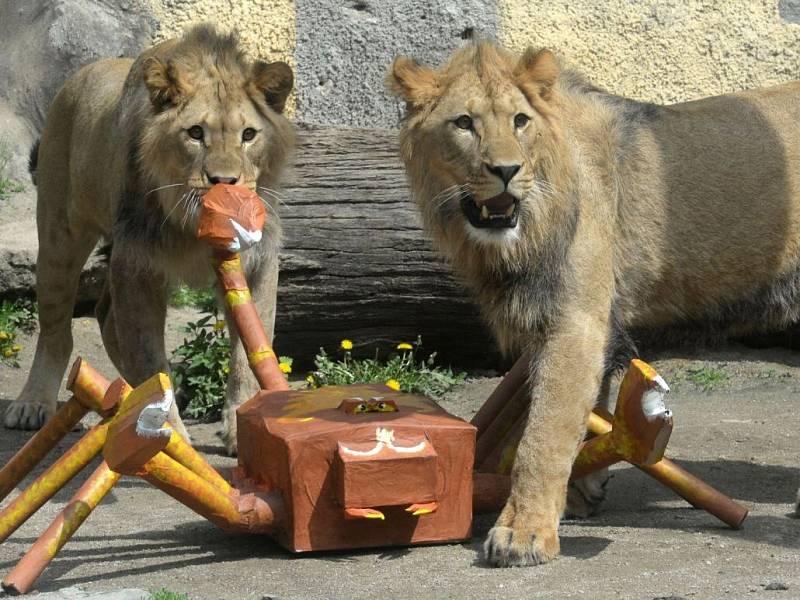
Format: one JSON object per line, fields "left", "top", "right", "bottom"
{"left": 150, "top": 588, "right": 189, "bottom": 600}
{"left": 687, "top": 365, "right": 728, "bottom": 392}
{"left": 168, "top": 284, "right": 217, "bottom": 312}
{"left": 0, "top": 140, "right": 24, "bottom": 201}
{"left": 0, "top": 299, "right": 37, "bottom": 367}
{"left": 307, "top": 336, "right": 466, "bottom": 398}
{"left": 171, "top": 314, "right": 231, "bottom": 419}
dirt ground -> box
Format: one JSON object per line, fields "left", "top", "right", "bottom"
{"left": 0, "top": 313, "right": 798, "bottom": 599}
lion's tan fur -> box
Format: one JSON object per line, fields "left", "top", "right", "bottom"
{"left": 6, "top": 25, "right": 294, "bottom": 455}
{"left": 389, "top": 42, "right": 800, "bottom": 565}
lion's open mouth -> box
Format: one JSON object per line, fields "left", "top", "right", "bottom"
{"left": 460, "top": 192, "right": 519, "bottom": 229}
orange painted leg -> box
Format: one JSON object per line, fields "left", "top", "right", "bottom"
{"left": 163, "top": 431, "right": 231, "bottom": 494}
{"left": 0, "top": 358, "right": 113, "bottom": 503}
{"left": 0, "top": 398, "right": 87, "bottom": 503}
{"left": 0, "top": 423, "right": 108, "bottom": 543}
{"left": 1, "top": 461, "right": 120, "bottom": 595}
{"left": 212, "top": 252, "right": 288, "bottom": 392}
{"left": 139, "top": 453, "right": 242, "bottom": 531}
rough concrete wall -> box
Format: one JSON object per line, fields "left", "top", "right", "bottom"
{"left": 0, "top": 0, "right": 155, "bottom": 180}
{"left": 500, "top": 0, "right": 800, "bottom": 105}
{"left": 293, "top": 1, "right": 498, "bottom": 128}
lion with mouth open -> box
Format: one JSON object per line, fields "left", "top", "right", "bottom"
{"left": 388, "top": 42, "right": 800, "bottom": 566}
{"left": 4, "top": 24, "right": 294, "bottom": 455}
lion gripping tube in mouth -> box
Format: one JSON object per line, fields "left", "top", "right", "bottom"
{"left": 461, "top": 191, "right": 520, "bottom": 229}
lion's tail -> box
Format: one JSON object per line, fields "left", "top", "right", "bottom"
{"left": 28, "top": 139, "right": 40, "bottom": 186}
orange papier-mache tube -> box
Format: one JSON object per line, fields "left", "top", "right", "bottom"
{"left": 0, "top": 358, "right": 112, "bottom": 503}
{"left": 196, "top": 184, "right": 289, "bottom": 392}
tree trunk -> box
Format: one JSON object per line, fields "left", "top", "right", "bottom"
{"left": 276, "top": 124, "right": 501, "bottom": 370}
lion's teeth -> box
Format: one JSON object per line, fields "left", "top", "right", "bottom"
{"left": 480, "top": 205, "right": 489, "bottom": 220}
{"left": 505, "top": 204, "right": 515, "bottom": 217}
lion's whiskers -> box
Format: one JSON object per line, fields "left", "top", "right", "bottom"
{"left": 431, "top": 184, "right": 470, "bottom": 211}
{"left": 257, "top": 186, "right": 290, "bottom": 210}
{"left": 161, "top": 189, "right": 192, "bottom": 229}
{"left": 144, "top": 182, "right": 184, "bottom": 198}
{"left": 255, "top": 191, "right": 279, "bottom": 218}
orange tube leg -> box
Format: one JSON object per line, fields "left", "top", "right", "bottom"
{"left": 0, "top": 423, "right": 108, "bottom": 543}
{"left": 213, "top": 252, "right": 289, "bottom": 392}
{"left": 0, "top": 358, "right": 112, "bottom": 503}
{"left": 2, "top": 461, "right": 120, "bottom": 595}
{"left": 139, "top": 453, "right": 242, "bottom": 530}
{"left": 0, "top": 398, "right": 87, "bottom": 503}
{"left": 163, "top": 431, "right": 232, "bottom": 494}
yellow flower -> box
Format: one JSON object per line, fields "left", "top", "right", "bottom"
{"left": 0, "top": 331, "right": 8, "bottom": 340}
{"left": 2, "top": 349, "right": 13, "bottom": 358}
{"left": 396, "top": 342, "right": 413, "bottom": 351}
{"left": 279, "top": 362, "right": 292, "bottom": 374}
{"left": 11, "top": 344, "right": 21, "bottom": 352}
{"left": 306, "top": 375, "right": 315, "bottom": 387}
{"left": 222, "top": 365, "right": 230, "bottom": 375}
{"left": 213, "top": 320, "right": 226, "bottom": 331}
{"left": 385, "top": 379, "right": 401, "bottom": 391}
{"left": 340, "top": 339, "right": 353, "bottom": 351}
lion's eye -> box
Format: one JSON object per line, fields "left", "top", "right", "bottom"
{"left": 187, "top": 125, "right": 204, "bottom": 140}
{"left": 454, "top": 115, "right": 473, "bottom": 130}
{"left": 514, "top": 113, "right": 530, "bottom": 129}
{"left": 242, "top": 128, "right": 257, "bottom": 142}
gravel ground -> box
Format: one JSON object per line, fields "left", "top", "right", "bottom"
{"left": 0, "top": 316, "right": 798, "bottom": 600}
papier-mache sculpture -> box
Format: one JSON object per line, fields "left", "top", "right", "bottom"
{"left": 0, "top": 184, "right": 747, "bottom": 594}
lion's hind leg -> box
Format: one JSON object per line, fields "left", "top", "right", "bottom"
{"left": 4, "top": 214, "right": 100, "bottom": 429}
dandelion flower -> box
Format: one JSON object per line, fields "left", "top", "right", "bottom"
{"left": 222, "top": 365, "right": 230, "bottom": 375}
{"left": 214, "top": 320, "right": 226, "bottom": 331}
{"left": 11, "top": 344, "right": 22, "bottom": 353}
{"left": 340, "top": 339, "right": 353, "bottom": 351}
{"left": 279, "top": 362, "right": 292, "bottom": 374}
{"left": 2, "top": 349, "right": 13, "bottom": 358}
{"left": 0, "top": 331, "right": 8, "bottom": 340}
{"left": 385, "top": 379, "right": 401, "bottom": 391}
{"left": 396, "top": 342, "right": 413, "bottom": 351}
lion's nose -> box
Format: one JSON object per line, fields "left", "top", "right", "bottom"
{"left": 206, "top": 172, "right": 239, "bottom": 185}
{"left": 486, "top": 164, "right": 521, "bottom": 187}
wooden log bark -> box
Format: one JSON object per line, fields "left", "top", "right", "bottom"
{"left": 276, "top": 124, "right": 501, "bottom": 369}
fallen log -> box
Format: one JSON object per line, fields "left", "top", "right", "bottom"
{"left": 276, "top": 124, "right": 500, "bottom": 369}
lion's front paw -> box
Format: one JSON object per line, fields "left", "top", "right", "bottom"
{"left": 220, "top": 417, "right": 238, "bottom": 456}
{"left": 4, "top": 399, "right": 55, "bottom": 430}
{"left": 484, "top": 523, "right": 560, "bottom": 567}
{"left": 566, "top": 468, "right": 610, "bottom": 518}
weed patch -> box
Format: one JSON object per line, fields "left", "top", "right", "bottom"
{"left": 307, "top": 336, "right": 466, "bottom": 398}
{"left": 0, "top": 299, "right": 37, "bottom": 367}
{"left": 687, "top": 365, "right": 728, "bottom": 391}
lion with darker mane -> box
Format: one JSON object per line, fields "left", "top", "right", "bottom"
{"left": 388, "top": 42, "right": 800, "bottom": 566}
{"left": 4, "top": 24, "right": 294, "bottom": 455}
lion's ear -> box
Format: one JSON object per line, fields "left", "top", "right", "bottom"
{"left": 387, "top": 56, "right": 440, "bottom": 109}
{"left": 514, "top": 48, "right": 560, "bottom": 101}
{"left": 142, "top": 57, "right": 188, "bottom": 109}
{"left": 251, "top": 61, "right": 294, "bottom": 114}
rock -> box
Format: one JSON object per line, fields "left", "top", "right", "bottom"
{"left": 0, "top": 209, "right": 106, "bottom": 306}
{"left": 0, "top": 0, "right": 155, "bottom": 182}
{"left": 765, "top": 582, "right": 789, "bottom": 591}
